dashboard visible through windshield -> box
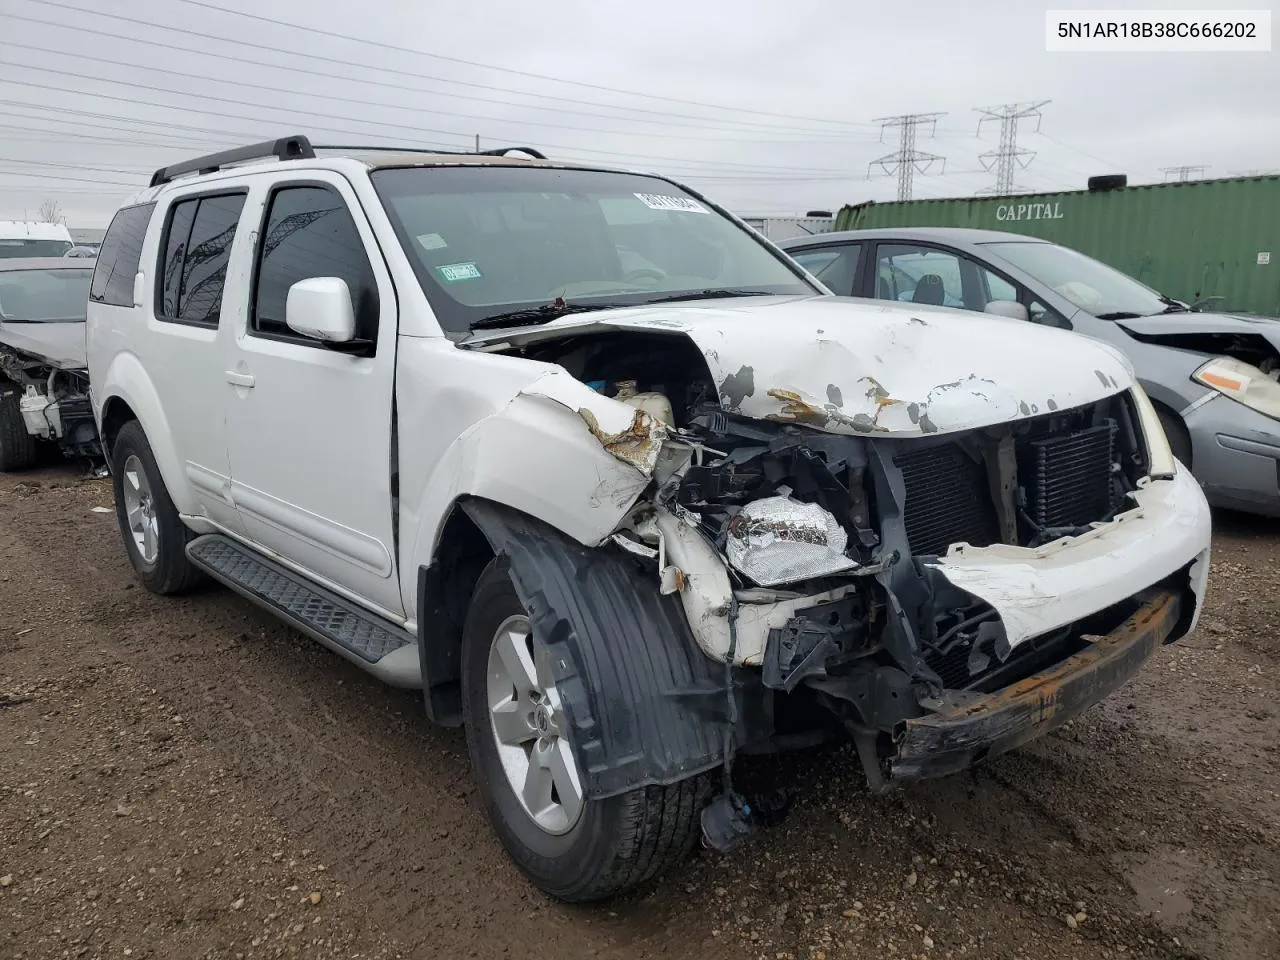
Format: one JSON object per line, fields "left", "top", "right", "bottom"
{"left": 371, "top": 165, "right": 816, "bottom": 333}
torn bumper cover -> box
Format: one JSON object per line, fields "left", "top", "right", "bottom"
{"left": 889, "top": 588, "right": 1181, "bottom": 781}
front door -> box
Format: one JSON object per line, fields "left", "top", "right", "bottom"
{"left": 224, "top": 172, "right": 404, "bottom": 619}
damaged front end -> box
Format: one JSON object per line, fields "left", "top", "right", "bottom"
{"left": 481, "top": 316, "right": 1209, "bottom": 840}
{"left": 568, "top": 371, "right": 1203, "bottom": 793}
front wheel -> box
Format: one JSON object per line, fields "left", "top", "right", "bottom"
{"left": 0, "top": 389, "right": 37, "bottom": 472}
{"left": 460, "top": 559, "right": 708, "bottom": 902}
{"left": 110, "top": 420, "right": 204, "bottom": 595}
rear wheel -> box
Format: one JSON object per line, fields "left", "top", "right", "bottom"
{"left": 0, "top": 389, "right": 37, "bottom": 472}
{"left": 110, "top": 420, "right": 204, "bottom": 595}
{"left": 460, "top": 559, "right": 707, "bottom": 902}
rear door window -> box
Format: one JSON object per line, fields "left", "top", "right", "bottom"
{"left": 156, "top": 192, "right": 247, "bottom": 326}
{"left": 90, "top": 202, "right": 156, "bottom": 307}
{"left": 789, "top": 244, "right": 861, "bottom": 296}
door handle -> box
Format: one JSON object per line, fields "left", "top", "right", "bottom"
{"left": 225, "top": 371, "right": 255, "bottom": 388}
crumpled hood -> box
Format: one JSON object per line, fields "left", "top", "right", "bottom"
{"left": 0, "top": 319, "right": 86, "bottom": 370}
{"left": 466, "top": 296, "right": 1134, "bottom": 437}
{"left": 1117, "top": 311, "right": 1280, "bottom": 350}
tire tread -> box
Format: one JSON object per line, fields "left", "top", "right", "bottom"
{"left": 0, "top": 390, "right": 37, "bottom": 472}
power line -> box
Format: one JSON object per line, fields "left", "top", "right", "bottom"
{"left": 867, "top": 113, "right": 946, "bottom": 201}
{"left": 0, "top": 28, "right": 861, "bottom": 145}
{"left": 974, "top": 100, "right": 1049, "bottom": 196}
{"left": 1161, "top": 165, "right": 1209, "bottom": 181}
{"left": 167, "top": 0, "right": 873, "bottom": 130}
{"left": 0, "top": 76, "right": 862, "bottom": 177}
{"left": 15, "top": 0, "right": 868, "bottom": 134}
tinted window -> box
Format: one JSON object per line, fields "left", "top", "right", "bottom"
{"left": 252, "top": 185, "right": 378, "bottom": 341}
{"left": 789, "top": 243, "right": 861, "bottom": 296}
{"left": 0, "top": 268, "right": 93, "bottom": 322}
{"left": 159, "top": 199, "right": 198, "bottom": 317}
{"left": 370, "top": 165, "right": 815, "bottom": 333}
{"left": 157, "top": 193, "right": 245, "bottom": 325}
{"left": 90, "top": 202, "right": 156, "bottom": 306}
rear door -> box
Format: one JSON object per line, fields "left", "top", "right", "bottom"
{"left": 145, "top": 189, "right": 252, "bottom": 534}
{"left": 223, "top": 172, "right": 403, "bottom": 618}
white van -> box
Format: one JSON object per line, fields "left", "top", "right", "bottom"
{"left": 0, "top": 221, "right": 75, "bottom": 260}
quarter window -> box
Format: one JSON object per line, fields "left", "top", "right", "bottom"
{"left": 251, "top": 185, "right": 378, "bottom": 344}
{"left": 90, "top": 202, "right": 156, "bottom": 307}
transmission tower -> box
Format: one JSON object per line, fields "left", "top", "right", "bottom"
{"left": 975, "top": 100, "right": 1050, "bottom": 195}
{"left": 1161, "top": 165, "right": 1209, "bottom": 181}
{"left": 867, "top": 113, "right": 947, "bottom": 201}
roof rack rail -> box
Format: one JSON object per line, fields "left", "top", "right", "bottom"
{"left": 311, "top": 144, "right": 548, "bottom": 160}
{"left": 149, "top": 135, "right": 315, "bottom": 187}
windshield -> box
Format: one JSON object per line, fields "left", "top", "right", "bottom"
{"left": 982, "top": 240, "right": 1175, "bottom": 319}
{"left": 370, "top": 165, "right": 816, "bottom": 332}
{"left": 0, "top": 268, "right": 93, "bottom": 322}
{"left": 0, "top": 238, "right": 74, "bottom": 259}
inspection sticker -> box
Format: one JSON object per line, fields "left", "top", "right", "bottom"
{"left": 1259, "top": 251, "right": 1272, "bottom": 265}
{"left": 416, "top": 233, "right": 448, "bottom": 251}
{"left": 436, "top": 261, "right": 482, "bottom": 282}
{"left": 634, "top": 193, "right": 709, "bottom": 214}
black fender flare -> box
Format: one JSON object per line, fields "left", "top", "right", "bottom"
{"left": 461, "top": 499, "right": 727, "bottom": 800}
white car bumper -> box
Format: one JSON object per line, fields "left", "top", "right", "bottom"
{"left": 927, "top": 463, "right": 1211, "bottom": 649}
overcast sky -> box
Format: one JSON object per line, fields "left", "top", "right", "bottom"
{"left": 0, "top": 0, "right": 1276, "bottom": 227}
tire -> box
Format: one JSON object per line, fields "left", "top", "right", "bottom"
{"left": 110, "top": 420, "right": 204, "bottom": 595}
{"left": 0, "top": 389, "right": 37, "bottom": 472}
{"left": 460, "top": 559, "right": 708, "bottom": 903}
{"left": 1155, "top": 406, "right": 1193, "bottom": 469}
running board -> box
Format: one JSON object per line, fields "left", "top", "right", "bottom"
{"left": 185, "top": 534, "right": 421, "bottom": 689}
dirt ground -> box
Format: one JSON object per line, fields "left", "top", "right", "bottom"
{"left": 1, "top": 464, "right": 1277, "bottom": 960}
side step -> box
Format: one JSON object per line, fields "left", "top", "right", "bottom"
{"left": 186, "top": 534, "right": 421, "bottom": 689}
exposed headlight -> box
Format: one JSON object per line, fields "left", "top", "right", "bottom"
{"left": 1192, "top": 355, "right": 1280, "bottom": 421}
{"left": 726, "top": 496, "right": 858, "bottom": 587}
{"left": 1128, "top": 382, "right": 1177, "bottom": 479}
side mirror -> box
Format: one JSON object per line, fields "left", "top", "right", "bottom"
{"left": 984, "top": 299, "right": 1029, "bottom": 322}
{"left": 286, "top": 277, "right": 356, "bottom": 343}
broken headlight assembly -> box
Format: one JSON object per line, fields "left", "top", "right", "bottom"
{"left": 1193, "top": 355, "right": 1280, "bottom": 422}
{"left": 725, "top": 495, "right": 859, "bottom": 587}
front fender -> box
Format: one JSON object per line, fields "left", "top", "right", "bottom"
{"left": 402, "top": 370, "right": 657, "bottom": 618}
{"left": 97, "top": 352, "right": 191, "bottom": 513}
{"left": 462, "top": 500, "right": 726, "bottom": 799}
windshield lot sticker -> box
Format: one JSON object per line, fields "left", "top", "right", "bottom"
{"left": 436, "top": 261, "right": 482, "bottom": 283}
{"left": 634, "top": 193, "right": 709, "bottom": 214}
{"left": 416, "top": 233, "right": 448, "bottom": 251}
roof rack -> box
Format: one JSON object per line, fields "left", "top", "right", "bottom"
{"left": 311, "top": 144, "right": 548, "bottom": 160}
{"left": 150, "top": 134, "right": 315, "bottom": 187}
{"left": 148, "top": 136, "right": 549, "bottom": 187}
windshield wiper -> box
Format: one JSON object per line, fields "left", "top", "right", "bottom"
{"left": 644, "top": 288, "right": 775, "bottom": 304}
{"left": 469, "top": 298, "right": 627, "bottom": 331}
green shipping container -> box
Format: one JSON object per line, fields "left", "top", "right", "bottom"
{"left": 833, "top": 175, "right": 1280, "bottom": 317}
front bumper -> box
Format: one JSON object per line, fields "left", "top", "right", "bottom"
{"left": 889, "top": 588, "right": 1181, "bottom": 780}
{"left": 1185, "top": 392, "right": 1280, "bottom": 516}
{"left": 926, "top": 463, "right": 1211, "bottom": 650}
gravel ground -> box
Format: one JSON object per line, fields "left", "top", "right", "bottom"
{"left": 1, "top": 464, "right": 1277, "bottom": 960}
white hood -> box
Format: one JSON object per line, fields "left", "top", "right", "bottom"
{"left": 466, "top": 296, "right": 1134, "bottom": 438}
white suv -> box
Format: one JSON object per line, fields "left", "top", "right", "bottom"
{"left": 86, "top": 135, "right": 1212, "bottom": 902}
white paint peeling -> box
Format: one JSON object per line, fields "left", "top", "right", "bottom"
{"left": 463, "top": 295, "right": 1134, "bottom": 438}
